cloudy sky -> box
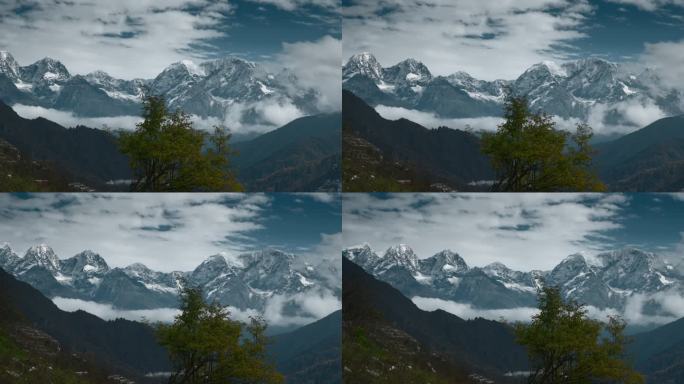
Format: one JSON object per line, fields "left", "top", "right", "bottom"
{"left": 0, "top": 193, "right": 341, "bottom": 272}
{"left": 0, "top": 0, "right": 339, "bottom": 79}
{"left": 0, "top": 0, "right": 341, "bottom": 114}
{"left": 343, "top": 193, "right": 684, "bottom": 271}
{"left": 342, "top": 0, "right": 684, "bottom": 81}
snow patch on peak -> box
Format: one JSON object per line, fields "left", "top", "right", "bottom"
{"left": 406, "top": 72, "right": 421, "bottom": 81}
{"left": 540, "top": 60, "right": 567, "bottom": 77}
{"left": 217, "top": 251, "right": 244, "bottom": 268}
{"left": 387, "top": 244, "right": 413, "bottom": 255}
{"left": 181, "top": 59, "right": 205, "bottom": 77}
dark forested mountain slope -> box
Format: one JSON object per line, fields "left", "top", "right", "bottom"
{"left": 343, "top": 90, "right": 493, "bottom": 190}
{"left": 0, "top": 267, "right": 170, "bottom": 378}
{"left": 232, "top": 113, "right": 341, "bottom": 192}
{"left": 271, "top": 310, "right": 341, "bottom": 384}
{"left": 595, "top": 115, "right": 684, "bottom": 191}
{"left": 0, "top": 101, "right": 130, "bottom": 186}
{"left": 630, "top": 317, "right": 684, "bottom": 384}
{"left": 342, "top": 257, "right": 528, "bottom": 383}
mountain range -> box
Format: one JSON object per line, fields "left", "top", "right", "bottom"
{"left": 343, "top": 256, "right": 528, "bottom": 383}
{"left": 233, "top": 112, "right": 341, "bottom": 192}
{"left": 342, "top": 90, "right": 492, "bottom": 191}
{"left": 343, "top": 90, "right": 684, "bottom": 191}
{"left": 0, "top": 266, "right": 170, "bottom": 382}
{"left": 0, "top": 244, "right": 340, "bottom": 323}
{"left": 343, "top": 52, "right": 683, "bottom": 123}
{"left": 0, "top": 261, "right": 341, "bottom": 383}
{"left": 344, "top": 247, "right": 684, "bottom": 383}
{"left": 0, "top": 100, "right": 340, "bottom": 191}
{"left": 344, "top": 244, "right": 684, "bottom": 320}
{"left": 0, "top": 51, "right": 320, "bottom": 124}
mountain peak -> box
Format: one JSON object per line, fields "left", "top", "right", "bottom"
{"left": 420, "top": 249, "right": 468, "bottom": 275}
{"left": 525, "top": 60, "right": 567, "bottom": 78}
{"left": 384, "top": 58, "right": 432, "bottom": 84}
{"left": 348, "top": 242, "right": 372, "bottom": 252}
{"left": 540, "top": 60, "right": 567, "bottom": 77}
{"left": 343, "top": 52, "right": 383, "bottom": 81}
{"left": 125, "top": 262, "right": 151, "bottom": 272}
{"left": 202, "top": 254, "right": 228, "bottom": 266}
{"left": 0, "top": 51, "right": 20, "bottom": 79}
{"left": 24, "top": 244, "right": 60, "bottom": 271}
{"left": 560, "top": 252, "right": 588, "bottom": 265}
{"left": 62, "top": 250, "right": 109, "bottom": 275}
{"left": 342, "top": 244, "right": 379, "bottom": 269}
{"left": 0, "top": 243, "right": 19, "bottom": 267}
{"left": 483, "top": 261, "right": 510, "bottom": 274}
{"left": 382, "top": 244, "right": 419, "bottom": 270}
{"left": 22, "top": 57, "right": 70, "bottom": 82}
{"left": 179, "top": 59, "right": 206, "bottom": 77}
{"left": 386, "top": 243, "right": 414, "bottom": 255}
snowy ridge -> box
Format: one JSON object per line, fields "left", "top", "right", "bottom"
{"left": 0, "top": 244, "right": 339, "bottom": 314}
{"left": 0, "top": 50, "right": 321, "bottom": 122}
{"left": 344, "top": 244, "right": 684, "bottom": 315}
{"left": 343, "top": 52, "right": 683, "bottom": 121}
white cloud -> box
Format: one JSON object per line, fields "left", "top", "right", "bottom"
{"left": 414, "top": 294, "right": 684, "bottom": 326}
{"left": 375, "top": 99, "right": 666, "bottom": 136}
{"left": 607, "top": 0, "right": 684, "bottom": 11}
{"left": 248, "top": 0, "right": 339, "bottom": 11}
{"left": 52, "top": 297, "right": 180, "bottom": 323}
{"left": 413, "top": 296, "right": 538, "bottom": 322}
{"left": 375, "top": 105, "right": 504, "bottom": 131}
{"left": 11, "top": 104, "right": 142, "bottom": 130}
{"left": 0, "top": 0, "right": 233, "bottom": 79}
{"left": 10, "top": 101, "right": 304, "bottom": 134}
{"left": 623, "top": 291, "right": 684, "bottom": 326}
{"left": 301, "top": 193, "right": 340, "bottom": 204}
{"left": 52, "top": 291, "right": 340, "bottom": 327}
{"left": 586, "top": 98, "right": 668, "bottom": 134}
{"left": 343, "top": 0, "right": 594, "bottom": 80}
{"left": 263, "top": 289, "right": 341, "bottom": 326}
{"left": 256, "top": 99, "right": 306, "bottom": 126}
{"left": 276, "top": 35, "right": 342, "bottom": 111}
{"left": 222, "top": 98, "right": 305, "bottom": 135}
{"left": 640, "top": 39, "right": 684, "bottom": 93}
{"left": 299, "top": 232, "right": 342, "bottom": 287}
{"left": 0, "top": 194, "right": 272, "bottom": 272}
{"left": 343, "top": 193, "right": 628, "bottom": 271}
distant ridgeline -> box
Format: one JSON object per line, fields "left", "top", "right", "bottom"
{"left": 0, "top": 50, "right": 321, "bottom": 121}
{"left": 343, "top": 52, "right": 683, "bottom": 121}
{"left": 343, "top": 89, "right": 684, "bottom": 192}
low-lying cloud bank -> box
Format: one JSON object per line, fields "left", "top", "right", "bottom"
{"left": 263, "top": 289, "right": 341, "bottom": 327}
{"left": 375, "top": 105, "right": 504, "bottom": 132}
{"left": 52, "top": 289, "right": 340, "bottom": 328}
{"left": 413, "top": 290, "right": 684, "bottom": 327}
{"left": 11, "top": 101, "right": 305, "bottom": 135}
{"left": 412, "top": 297, "right": 538, "bottom": 322}
{"left": 375, "top": 98, "right": 669, "bottom": 136}
{"left": 52, "top": 297, "right": 180, "bottom": 323}
{"left": 12, "top": 104, "right": 142, "bottom": 131}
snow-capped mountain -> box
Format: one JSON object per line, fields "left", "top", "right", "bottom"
{"left": 0, "top": 50, "right": 320, "bottom": 123}
{"left": 344, "top": 244, "right": 684, "bottom": 316}
{"left": 0, "top": 244, "right": 339, "bottom": 315}
{"left": 343, "top": 52, "right": 683, "bottom": 123}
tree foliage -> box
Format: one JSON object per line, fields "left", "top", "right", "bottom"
{"left": 515, "top": 285, "right": 643, "bottom": 384}
{"left": 119, "top": 94, "right": 243, "bottom": 192}
{"left": 481, "top": 96, "right": 605, "bottom": 192}
{"left": 156, "top": 287, "right": 283, "bottom": 384}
